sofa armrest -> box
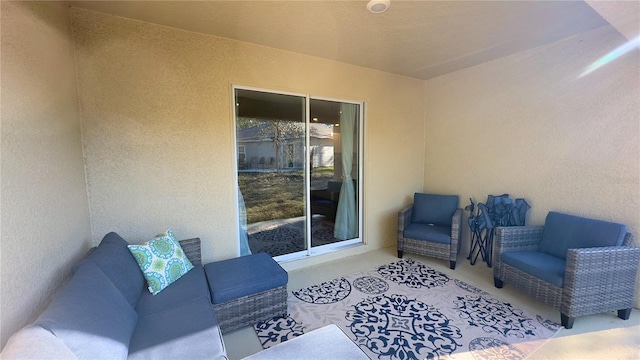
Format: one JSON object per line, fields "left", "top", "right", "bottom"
{"left": 397, "top": 205, "right": 413, "bottom": 249}
{"left": 2, "top": 326, "right": 79, "bottom": 360}
{"left": 494, "top": 226, "right": 543, "bottom": 273}
{"left": 180, "top": 238, "right": 202, "bottom": 266}
{"left": 398, "top": 205, "right": 413, "bottom": 232}
{"left": 494, "top": 226, "right": 543, "bottom": 254}
{"left": 451, "top": 208, "right": 463, "bottom": 252}
{"left": 562, "top": 245, "right": 640, "bottom": 316}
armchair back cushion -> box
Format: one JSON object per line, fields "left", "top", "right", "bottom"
{"left": 539, "top": 211, "right": 627, "bottom": 260}
{"left": 411, "top": 193, "right": 459, "bottom": 227}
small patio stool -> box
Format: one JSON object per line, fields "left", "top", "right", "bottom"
{"left": 203, "top": 252, "right": 288, "bottom": 333}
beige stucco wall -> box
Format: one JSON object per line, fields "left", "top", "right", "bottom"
{"left": 0, "top": 1, "right": 92, "bottom": 348}
{"left": 424, "top": 25, "right": 640, "bottom": 304}
{"left": 71, "top": 8, "right": 425, "bottom": 266}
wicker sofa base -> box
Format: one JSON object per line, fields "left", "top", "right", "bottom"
{"left": 498, "top": 263, "right": 563, "bottom": 309}
{"left": 213, "top": 285, "right": 288, "bottom": 333}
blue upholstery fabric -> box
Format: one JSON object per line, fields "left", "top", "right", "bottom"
{"left": 411, "top": 193, "right": 459, "bottom": 227}
{"left": 204, "top": 252, "right": 288, "bottom": 304}
{"left": 539, "top": 212, "right": 627, "bottom": 259}
{"left": 135, "top": 265, "right": 210, "bottom": 317}
{"left": 34, "top": 263, "right": 138, "bottom": 360}
{"left": 74, "top": 232, "right": 145, "bottom": 307}
{"left": 314, "top": 199, "right": 333, "bottom": 207}
{"left": 129, "top": 296, "right": 226, "bottom": 360}
{"left": 403, "top": 223, "right": 451, "bottom": 244}
{"left": 1, "top": 325, "right": 78, "bottom": 359}
{"left": 501, "top": 251, "right": 566, "bottom": 287}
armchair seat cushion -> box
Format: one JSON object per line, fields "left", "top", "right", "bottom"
{"left": 501, "top": 251, "right": 566, "bottom": 287}
{"left": 403, "top": 223, "right": 451, "bottom": 244}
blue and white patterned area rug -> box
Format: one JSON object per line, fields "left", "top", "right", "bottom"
{"left": 254, "top": 258, "right": 561, "bottom": 360}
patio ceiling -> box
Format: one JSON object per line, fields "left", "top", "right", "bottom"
{"left": 69, "top": 1, "right": 638, "bottom": 81}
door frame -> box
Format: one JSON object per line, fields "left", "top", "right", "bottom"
{"left": 232, "top": 85, "right": 364, "bottom": 261}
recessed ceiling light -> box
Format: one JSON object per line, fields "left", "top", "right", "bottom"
{"left": 367, "top": 0, "right": 390, "bottom": 13}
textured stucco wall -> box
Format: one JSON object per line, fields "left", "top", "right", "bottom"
{"left": 0, "top": 2, "right": 92, "bottom": 348}
{"left": 424, "top": 25, "right": 640, "bottom": 304}
{"left": 70, "top": 8, "right": 425, "bottom": 266}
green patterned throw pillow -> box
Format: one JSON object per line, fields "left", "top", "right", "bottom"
{"left": 127, "top": 229, "right": 194, "bottom": 295}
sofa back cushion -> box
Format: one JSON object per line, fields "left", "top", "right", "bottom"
{"left": 411, "top": 193, "right": 459, "bottom": 227}
{"left": 539, "top": 211, "right": 627, "bottom": 259}
{"left": 34, "top": 263, "right": 138, "bottom": 359}
{"left": 75, "top": 232, "right": 144, "bottom": 307}
{"left": 135, "top": 265, "right": 210, "bottom": 317}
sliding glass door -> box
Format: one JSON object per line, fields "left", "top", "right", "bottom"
{"left": 234, "top": 87, "right": 361, "bottom": 260}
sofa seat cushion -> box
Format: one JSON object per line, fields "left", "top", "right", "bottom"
{"left": 411, "top": 193, "right": 459, "bottom": 227}
{"left": 74, "top": 232, "right": 144, "bottom": 307}
{"left": 539, "top": 212, "right": 627, "bottom": 260}
{"left": 34, "top": 263, "right": 138, "bottom": 360}
{"left": 128, "top": 296, "right": 227, "bottom": 360}
{"left": 204, "top": 252, "right": 288, "bottom": 304}
{"left": 135, "top": 265, "right": 210, "bottom": 317}
{"left": 403, "top": 223, "right": 451, "bottom": 244}
{"left": 501, "top": 251, "right": 566, "bottom": 287}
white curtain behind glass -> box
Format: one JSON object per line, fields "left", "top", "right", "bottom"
{"left": 334, "top": 103, "right": 357, "bottom": 240}
{"left": 238, "top": 186, "right": 252, "bottom": 256}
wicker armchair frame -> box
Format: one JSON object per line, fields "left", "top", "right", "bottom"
{"left": 493, "top": 227, "right": 640, "bottom": 329}
{"left": 398, "top": 205, "right": 462, "bottom": 269}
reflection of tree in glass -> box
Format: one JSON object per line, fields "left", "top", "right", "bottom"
{"left": 237, "top": 118, "right": 303, "bottom": 172}
{"left": 309, "top": 123, "right": 334, "bottom": 178}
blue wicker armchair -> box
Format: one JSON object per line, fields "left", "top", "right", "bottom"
{"left": 397, "top": 193, "right": 462, "bottom": 269}
{"left": 493, "top": 211, "right": 640, "bottom": 329}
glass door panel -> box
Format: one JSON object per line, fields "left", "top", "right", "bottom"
{"left": 235, "top": 88, "right": 307, "bottom": 258}
{"left": 309, "top": 99, "right": 360, "bottom": 248}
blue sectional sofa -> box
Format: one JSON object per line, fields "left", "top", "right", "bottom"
{"left": 2, "top": 232, "right": 374, "bottom": 359}
{"left": 2, "top": 232, "right": 227, "bottom": 359}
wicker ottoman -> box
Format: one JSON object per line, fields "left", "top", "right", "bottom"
{"left": 204, "top": 252, "right": 288, "bottom": 333}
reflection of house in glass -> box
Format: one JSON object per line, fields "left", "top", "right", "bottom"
{"left": 237, "top": 122, "right": 334, "bottom": 171}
